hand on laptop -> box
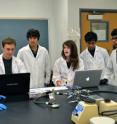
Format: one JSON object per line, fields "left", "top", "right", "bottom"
{"left": 100, "top": 79, "right": 108, "bottom": 85}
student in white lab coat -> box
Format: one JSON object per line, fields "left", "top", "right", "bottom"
{"left": 105, "top": 28, "right": 117, "bottom": 86}
{"left": 0, "top": 37, "right": 26, "bottom": 74}
{"left": 80, "top": 31, "right": 109, "bottom": 85}
{"left": 17, "top": 29, "right": 50, "bottom": 89}
{"left": 53, "top": 40, "right": 84, "bottom": 87}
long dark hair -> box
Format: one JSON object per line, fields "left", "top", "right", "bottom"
{"left": 62, "top": 40, "right": 79, "bottom": 70}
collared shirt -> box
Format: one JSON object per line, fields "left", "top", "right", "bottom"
{"left": 29, "top": 45, "right": 39, "bottom": 58}
{"left": 88, "top": 48, "right": 95, "bottom": 57}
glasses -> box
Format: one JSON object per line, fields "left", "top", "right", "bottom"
{"left": 112, "top": 39, "right": 117, "bottom": 42}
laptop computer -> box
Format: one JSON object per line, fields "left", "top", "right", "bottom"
{"left": 73, "top": 70, "right": 102, "bottom": 89}
{"left": 0, "top": 73, "right": 30, "bottom": 101}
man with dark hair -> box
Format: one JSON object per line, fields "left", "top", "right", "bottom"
{"left": 111, "top": 28, "right": 117, "bottom": 49}
{"left": 80, "top": 31, "right": 109, "bottom": 85}
{"left": 17, "top": 29, "right": 50, "bottom": 88}
{"left": 105, "top": 28, "right": 117, "bottom": 86}
{"left": 0, "top": 37, "right": 26, "bottom": 74}
{"left": 27, "top": 29, "right": 40, "bottom": 41}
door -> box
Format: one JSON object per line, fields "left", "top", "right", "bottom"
{"left": 80, "top": 9, "right": 117, "bottom": 54}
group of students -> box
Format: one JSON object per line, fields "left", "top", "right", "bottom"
{"left": 0, "top": 29, "right": 50, "bottom": 89}
{"left": 53, "top": 29, "right": 117, "bottom": 87}
{"left": 0, "top": 28, "right": 117, "bottom": 89}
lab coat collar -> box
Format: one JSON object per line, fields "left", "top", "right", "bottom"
{"left": 60, "top": 57, "right": 73, "bottom": 71}
{"left": 0, "top": 54, "right": 19, "bottom": 74}
{"left": 27, "top": 44, "right": 37, "bottom": 57}
{"left": 86, "top": 45, "right": 99, "bottom": 57}
{"left": 27, "top": 44, "right": 42, "bottom": 58}
{"left": 0, "top": 54, "right": 5, "bottom": 74}
{"left": 95, "top": 45, "right": 100, "bottom": 52}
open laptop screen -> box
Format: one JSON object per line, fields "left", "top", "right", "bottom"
{"left": 73, "top": 70, "right": 102, "bottom": 88}
{"left": 0, "top": 73, "right": 30, "bottom": 95}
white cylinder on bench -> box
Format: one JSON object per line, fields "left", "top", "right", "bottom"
{"left": 90, "top": 117, "right": 115, "bottom": 124}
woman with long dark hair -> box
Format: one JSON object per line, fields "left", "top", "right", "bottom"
{"left": 53, "top": 40, "right": 84, "bottom": 86}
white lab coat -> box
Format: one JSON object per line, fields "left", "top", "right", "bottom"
{"left": 0, "top": 54, "right": 26, "bottom": 74}
{"left": 17, "top": 45, "right": 50, "bottom": 89}
{"left": 104, "top": 49, "right": 117, "bottom": 86}
{"left": 80, "top": 46, "right": 109, "bottom": 79}
{"left": 52, "top": 57, "right": 84, "bottom": 87}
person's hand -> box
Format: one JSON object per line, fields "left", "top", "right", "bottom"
{"left": 56, "top": 80, "right": 62, "bottom": 86}
{"left": 100, "top": 79, "right": 108, "bottom": 85}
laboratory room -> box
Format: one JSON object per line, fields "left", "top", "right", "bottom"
{"left": 0, "top": 0, "right": 117, "bottom": 124}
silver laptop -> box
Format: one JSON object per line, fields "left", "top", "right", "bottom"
{"left": 73, "top": 70, "right": 102, "bottom": 88}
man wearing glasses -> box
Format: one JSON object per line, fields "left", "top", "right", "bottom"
{"left": 105, "top": 28, "right": 117, "bottom": 86}
{"left": 111, "top": 28, "right": 117, "bottom": 50}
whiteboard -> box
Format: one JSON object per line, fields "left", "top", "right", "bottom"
{"left": 0, "top": 19, "right": 48, "bottom": 55}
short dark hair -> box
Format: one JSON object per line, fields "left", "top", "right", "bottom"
{"left": 27, "top": 29, "right": 40, "bottom": 40}
{"left": 85, "top": 31, "right": 97, "bottom": 43}
{"left": 111, "top": 28, "right": 117, "bottom": 38}
{"left": 2, "top": 37, "right": 16, "bottom": 48}
{"left": 62, "top": 40, "right": 79, "bottom": 70}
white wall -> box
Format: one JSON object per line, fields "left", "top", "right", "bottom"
{"left": 51, "top": 0, "right": 68, "bottom": 60}
{"left": 1, "top": 0, "right": 116, "bottom": 66}
{"left": 0, "top": 0, "right": 68, "bottom": 67}
{"left": 0, "top": 0, "right": 54, "bottom": 67}
{"left": 68, "top": 0, "right": 117, "bottom": 31}
{"left": 0, "top": 0, "right": 53, "bottom": 18}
